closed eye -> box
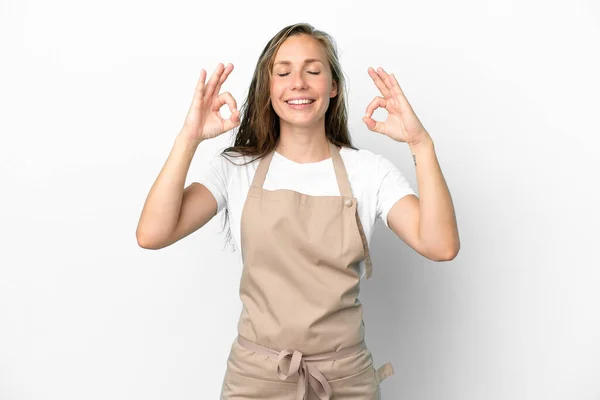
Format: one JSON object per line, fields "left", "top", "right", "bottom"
{"left": 277, "top": 72, "right": 320, "bottom": 77}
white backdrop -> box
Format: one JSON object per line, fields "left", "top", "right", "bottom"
{"left": 1, "top": 0, "right": 599, "bottom": 399}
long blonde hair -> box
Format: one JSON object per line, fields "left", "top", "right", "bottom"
{"left": 222, "top": 22, "right": 356, "bottom": 163}
{"left": 219, "top": 23, "right": 357, "bottom": 251}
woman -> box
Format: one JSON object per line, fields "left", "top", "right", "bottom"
{"left": 136, "top": 23, "right": 459, "bottom": 400}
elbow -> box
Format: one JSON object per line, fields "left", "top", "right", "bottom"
{"left": 439, "top": 247, "right": 459, "bottom": 261}
{"left": 437, "top": 241, "right": 460, "bottom": 261}
{"left": 437, "top": 232, "right": 460, "bottom": 261}
{"left": 136, "top": 229, "right": 162, "bottom": 250}
{"left": 421, "top": 246, "right": 458, "bottom": 262}
{"left": 418, "top": 226, "right": 460, "bottom": 262}
{"left": 136, "top": 233, "right": 154, "bottom": 249}
{"left": 424, "top": 240, "right": 460, "bottom": 262}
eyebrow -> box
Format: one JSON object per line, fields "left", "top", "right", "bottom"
{"left": 273, "top": 58, "right": 323, "bottom": 66}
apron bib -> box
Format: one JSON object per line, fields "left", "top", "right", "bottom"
{"left": 220, "top": 141, "right": 394, "bottom": 399}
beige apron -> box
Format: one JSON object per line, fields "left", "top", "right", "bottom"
{"left": 220, "top": 141, "right": 394, "bottom": 399}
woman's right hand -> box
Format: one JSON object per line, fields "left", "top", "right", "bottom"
{"left": 181, "top": 63, "right": 240, "bottom": 143}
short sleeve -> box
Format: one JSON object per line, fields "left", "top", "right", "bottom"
{"left": 375, "top": 154, "right": 417, "bottom": 228}
{"left": 195, "top": 152, "right": 229, "bottom": 214}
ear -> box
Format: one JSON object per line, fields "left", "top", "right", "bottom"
{"left": 331, "top": 80, "right": 338, "bottom": 98}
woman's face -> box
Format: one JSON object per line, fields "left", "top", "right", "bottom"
{"left": 270, "top": 34, "right": 338, "bottom": 129}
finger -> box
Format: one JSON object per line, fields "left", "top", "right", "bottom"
{"left": 215, "top": 91, "right": 238, "bottom": 114}
{"left": 388, "top": 73, "right": 411, "bottom": 107}
{"left": 213, "top": 63, "right": 234, "bottom": 97}
{"left": 204, "top": 63, "right": 224, "bottom": 98}
{"left": 213, "top": 64, "right": 232, "bottom": 96}
{"left": 376, "top": 67, "right": 395, "bottom": 93}
{"left": 218, "top": 92, "right": 240, "bottom": 132}
{"left": 188, "top": 69, "right": 207, "bottom": 113}
{"left": 195, "top": 69, "right": 207, "bottom": 93}
{"left": 362, "top": 115, "right": 386, "bottom": 135}
{"left": 368, "top": 67, "right": 391, "bottom": 98}
{"left": 223, "top": 109, "right": 241, "bottom": 132}
{"left": 364, "top": 96, "right": 386, "bottom": 118}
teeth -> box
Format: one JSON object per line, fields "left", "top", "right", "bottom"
{"left": 287, "top": 99, "right": 314, "bottom": 105}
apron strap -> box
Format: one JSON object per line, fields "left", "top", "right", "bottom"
{"left": 328, "top": 141, "right": 352, "bottom": 198}
{"left": 250, "top": 149, "right": 276, "bottom": 189}
{"left": 375, "top": 362, "right": 395, "bottom": 383}
{"left": 355, "top": 212, "right": 373, "bottom": 279}
{"left": 329, "top": 142, "right": 374, "bottom": 279}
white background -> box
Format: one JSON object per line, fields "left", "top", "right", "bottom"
{"left": 1, "top": 0, "right": 599, "bottom": 399}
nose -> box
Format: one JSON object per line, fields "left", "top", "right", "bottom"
{"left": 290, "top": 71, "right": 309, "bottom": 90}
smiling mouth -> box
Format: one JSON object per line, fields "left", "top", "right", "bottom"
{"left": 285, "top": 99, "right": 316, "bottom": 111}
{"left": 285, "top": 100, "right": 315, "bottom": 105}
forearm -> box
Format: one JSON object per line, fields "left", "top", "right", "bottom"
{"left": 409, "top": 135, "right": 460, "bottom": 259}
{"left": 136, "top": 131, "right": 203, "bottom": 242}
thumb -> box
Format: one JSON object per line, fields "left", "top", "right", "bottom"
{"left": 223, "top": 110, "right": 241, "bottom": 132}
{"left": 362, "top": 116, "right": 385, "bottom": 135}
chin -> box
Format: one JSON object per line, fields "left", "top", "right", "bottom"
{"left": 276, "top": 109, "right": 326, "bottom": 125}
{"left": 282, "top": 118, "right": 325, "bottom": 130}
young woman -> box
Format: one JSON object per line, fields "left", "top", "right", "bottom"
{"left": 137, "top": 23, "right": 459, "bottom": 400}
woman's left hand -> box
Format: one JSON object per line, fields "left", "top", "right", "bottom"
{"left": 363, "top": 67, "right": 431, "bottom": 146}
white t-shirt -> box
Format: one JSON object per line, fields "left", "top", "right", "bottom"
{"left": 195, "top": 145, "right": 417, "bottom": 280}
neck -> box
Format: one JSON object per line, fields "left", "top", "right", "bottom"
{"left": 276, "top": 124, "right": 331, "bottom": 164}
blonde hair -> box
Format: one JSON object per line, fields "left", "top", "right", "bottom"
{"left": 219, "top": 22, "right": 356, "bottom": 251}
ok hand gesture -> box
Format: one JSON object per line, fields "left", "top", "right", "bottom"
{"left": 363, "top": 67, "right": 431, "bottom": 146}
{"left": 181, "top": 63, "right": 240, "bottom": 143}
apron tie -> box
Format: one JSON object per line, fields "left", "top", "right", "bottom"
{"left": 237, "top": 335, "right": 369, "bottom": 400}
{"left": 276, "top": 348, "right": 333, "bottom": 399}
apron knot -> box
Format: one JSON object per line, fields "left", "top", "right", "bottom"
{"left": 276, "top": 348, "right": 333, "bottom": 400}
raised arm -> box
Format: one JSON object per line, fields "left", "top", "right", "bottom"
{"left": 364, "top": 66, "right": 460, "bottom": 261}
{"left": 136, "top": 63, "right": 239, "bottom": 249}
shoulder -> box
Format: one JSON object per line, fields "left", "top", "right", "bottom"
{"left": 340, "top": 145, "right": 378, "bottom": 164}
{"left": 339, "top": 145, "right": 385, "bottom": 174}
{"left": 338, "top": 146, "right": 385, "bottom": 199}
{"left": 340, "top": 145, "right": 413, "bottom": 192}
